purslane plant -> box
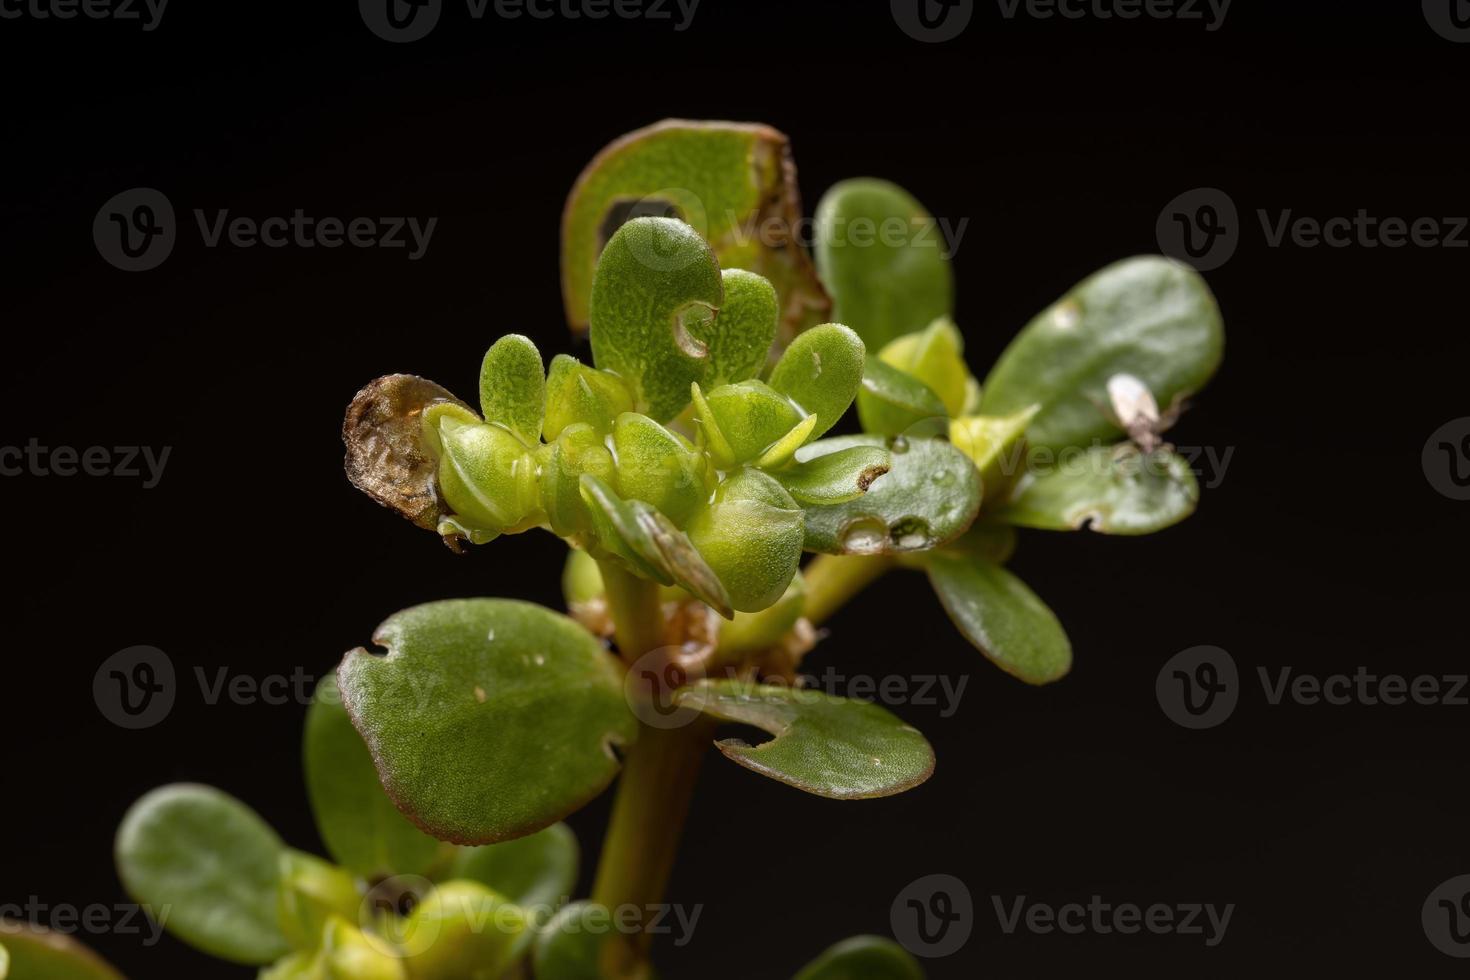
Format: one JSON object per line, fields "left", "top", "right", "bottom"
{"left": 110, "top": 119, "right": 1223, "bottom": 980}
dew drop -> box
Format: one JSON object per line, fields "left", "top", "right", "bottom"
{"left": 890, "top": 517, "right": 935, "bottom": 551}
{"left": 533, "top": 652, "right": 546, "bottom": 667}
{"left": 890, "top": 436, "right": 910, "bottom": 454}
{"left": 486, "top": 628, "right": 496, "bottom": 642}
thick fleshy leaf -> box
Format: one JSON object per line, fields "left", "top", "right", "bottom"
{"left": 451, "top": 822, "right": 579, "bottom": 912}
{"left": 980, "top": 256, "right": 1224, "bottom": 451}
{"left": 0, "top": 924, "right": 122, "bottom": 980}
{"left": 427, "top": 413, "right": 542, "bottom": 542}
{"left": 793, "top": 936, "right": 924, "bottom": 980}
{"left": 773, "top": 446, "right": 891, "bottom": 505}
{"left": 479, "top": 334, "right": 545, "bottom": 446}
{"left": 700, "top": 269, "right": 778, "bottom": 386}
{"left": 814, "top": 179, "right": 953, "bottom": 351}
{"left": 588, "top": 217, "right": 724, "bottom": 422}
{"left": 115, "top": 784, "right": 290, "bottom": 964}
{"left": 562, "top": 119, "right": 828, "bottom": 342}
{"left": 611, "top": 412, "right": 708, "bottom": 527}
{"left": 543, "top": 354, "right": 635, "bottom": 441}
{"left": 997, "top": 446, "right": 1199, "bottom": 535}
{"left": 879, "top": 317, "right": 970, "bottom": 418}
{"left": 338, "top": 599, "right": 638, "bottom": 845}
{"left": 342, "top": 374, "right": 471, "bottom": 536}
{"left": 534, "top": 903, "right": 654, "bottom": 980}
{"left": 855, "top": 357, "right": 948, "bottom": 437}
{"left": 767, "top": 323, "right": 867, "bottom": 439}
{"left": 798, "top": 436, "right": 981, "bottom": 555}
{"left": 399, "top": 881, "right": 527, "bottom": 978}
{"left": 276, "top": 851, "right": 361, "bottom": 952}
{"left": 580, "top": 475, "right": 734, "bottom": 617}
{"left": 685, "top": 468, "right": 804, "bottom": 614}
{"left": 692, "top": 380, "right": 805, "bottom": 469}
{"left": 949, "top": 404, "right": 1039, "bottom": 500}
{"left": 540, "top": 423, "right": 619, "bottom": 541}
{"left": 676, "top": 680, "right": 934, "bottom": 799}
{"left": 926, "top": 553, "right": 1071, "bottom": 685}
{"left": 305, "top": 675, "right": 444, "bottom": 881}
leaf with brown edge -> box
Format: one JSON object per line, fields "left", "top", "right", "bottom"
{"left": 675, "top": 680, "right": 935, "bottom": 799}
{"left": 342, "top": 374, "right": 471, "bottom": 546}
{"left": 338, "top": 599, "right": 639, "bottom": 845}
{"left": 562, "top": 119, "right": 829, "bottom": 344}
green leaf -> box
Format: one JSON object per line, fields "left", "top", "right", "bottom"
{"left": 427, "top": 414, "right": 542, "bottom": 541}
{"left": 685, "top": 468, "right": 804, "bottom": 614}
{"left": 793, "top": 936, "right": 924, "bottom": 980}
{"left": 773, "top": 446, "right": 891, "bottom": 505}
{"left": 676, "top": 680, "right": 934, "bottom": 799}
{"left": 925, "top": 552, "right": 1071, "bottom": 685}
{"left": 276, "top": 851, "right": 361, "bottom": 952}
{"left": 814, "top": 179, "right": 953, "bottom": 351}
{"left": 543, "top": 354, "right": 636, "bottom": 441}
{"left": 878, "top": 317, "right": 971, "bottom": 419}
{"left": 767, "top": 323, "right": 867, "bottom": 439}
{"left": 478, "top": 334, "right": 545, "bottom": 446}
{"left": 699, "top": 269, "right": 779, "bottom": 386}
{"left": 612, "top": 412, "right": 709, "bottom": 527}
{"left": 337, "top": 599, "right": 638, "bottom": 845}
{"left": 115, "top": 783, "right": 290, "bottom": 964}
{"left": 540, "top": 423, "right": 619, "bottom": 541}
{"left": 534, "top": 902, "right": 653, "bottom": 980}
{"left": 948, "top": 404, "right": 1039, "bottom": 500}
{"left": 398, "top": 881, "right": 528, "bottom": 979}
{"left": 692, "top": 380, "right": 805, "bottom": 469}
{"left": 580, "top": 474, "right": 734, "bottom": 618}
{"left": 562, "top": 119, "right": 828, "bottom": 342}
{"left": 799, "top": 436, "right": 981, "bottom": 555}
{"left": 0, "top": 924, "right": 123, "bottom": 980}
{"left": 856, "top": 357, "right": 948, "bottom": 437}
{"left": 588, "top": 216, "right": 724, "bottom": 423}
{"left": 451, "top": 822, "right": 579, "bottom": 912}
{"left": 980, "top": 256, "right": 1224, "bottom": 451}
{"left": 997, "top": 445, "right": 1199, "bottom": 535}
{"left": 304, "top": 676, "right": 444, "bottom": 881}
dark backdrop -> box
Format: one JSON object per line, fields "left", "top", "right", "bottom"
{"left": 2, "top": 1, "right": 1467, "bottom": 976}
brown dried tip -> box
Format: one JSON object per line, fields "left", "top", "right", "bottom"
{"left": 342, "top": 374, "right": 469, "bottom": 542}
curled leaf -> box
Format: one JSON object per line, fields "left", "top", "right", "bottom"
{"left": 685, "top": 468, "right": 804, "bottom": 614}
{"left": 698, "top": 268, "right": 779, "bottom": 386}
{"left": 814, "top": 179, "right": 954, "bottom": 351}
{"left": 980, "top": 256, "right": 1224, "bottom": 451}
{"left": 338, "top": 599, "right": 638, "bottom": 844}
{"left": 544, "top": 354, "right": 635, "bottom": 441}
{"left": 588, "top": 217, "right": 724, "bottom": 422}
{"left": 563, "top": 119, "right": 829, "bottom": 342}
{"left": 692, "top": 380, "right": 805, "bottom": 469}
{"left": 676, "top": 680, "right": 935, "bottom": 799}
{"left": 342, "top": 374, "right": 470, "bottom": 536}
{"left": 997, "top": 445, "right": 1199, "bottom": 535}
{"left": 612, "top": 412, "right": 709, "bottom": 527}
{"left": 798, "top": 436, "right": 980, "bottom": 555}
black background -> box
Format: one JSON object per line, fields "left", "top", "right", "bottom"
{"left": 2, "top": 0, "right": 1467, "bottom": 976}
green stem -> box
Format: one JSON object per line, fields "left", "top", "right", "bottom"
{"left": 801, "top": 553, "right": 896, "bottom": 626}
{"left": 590, "top": 559, "right": 709, "bottom": 972}
{"left": 597, "top": 559, "right": 665, "bottom": 664}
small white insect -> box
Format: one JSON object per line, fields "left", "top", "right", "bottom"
{"left": 1104, "top": 373, "right": 1183, "bottom": 454}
